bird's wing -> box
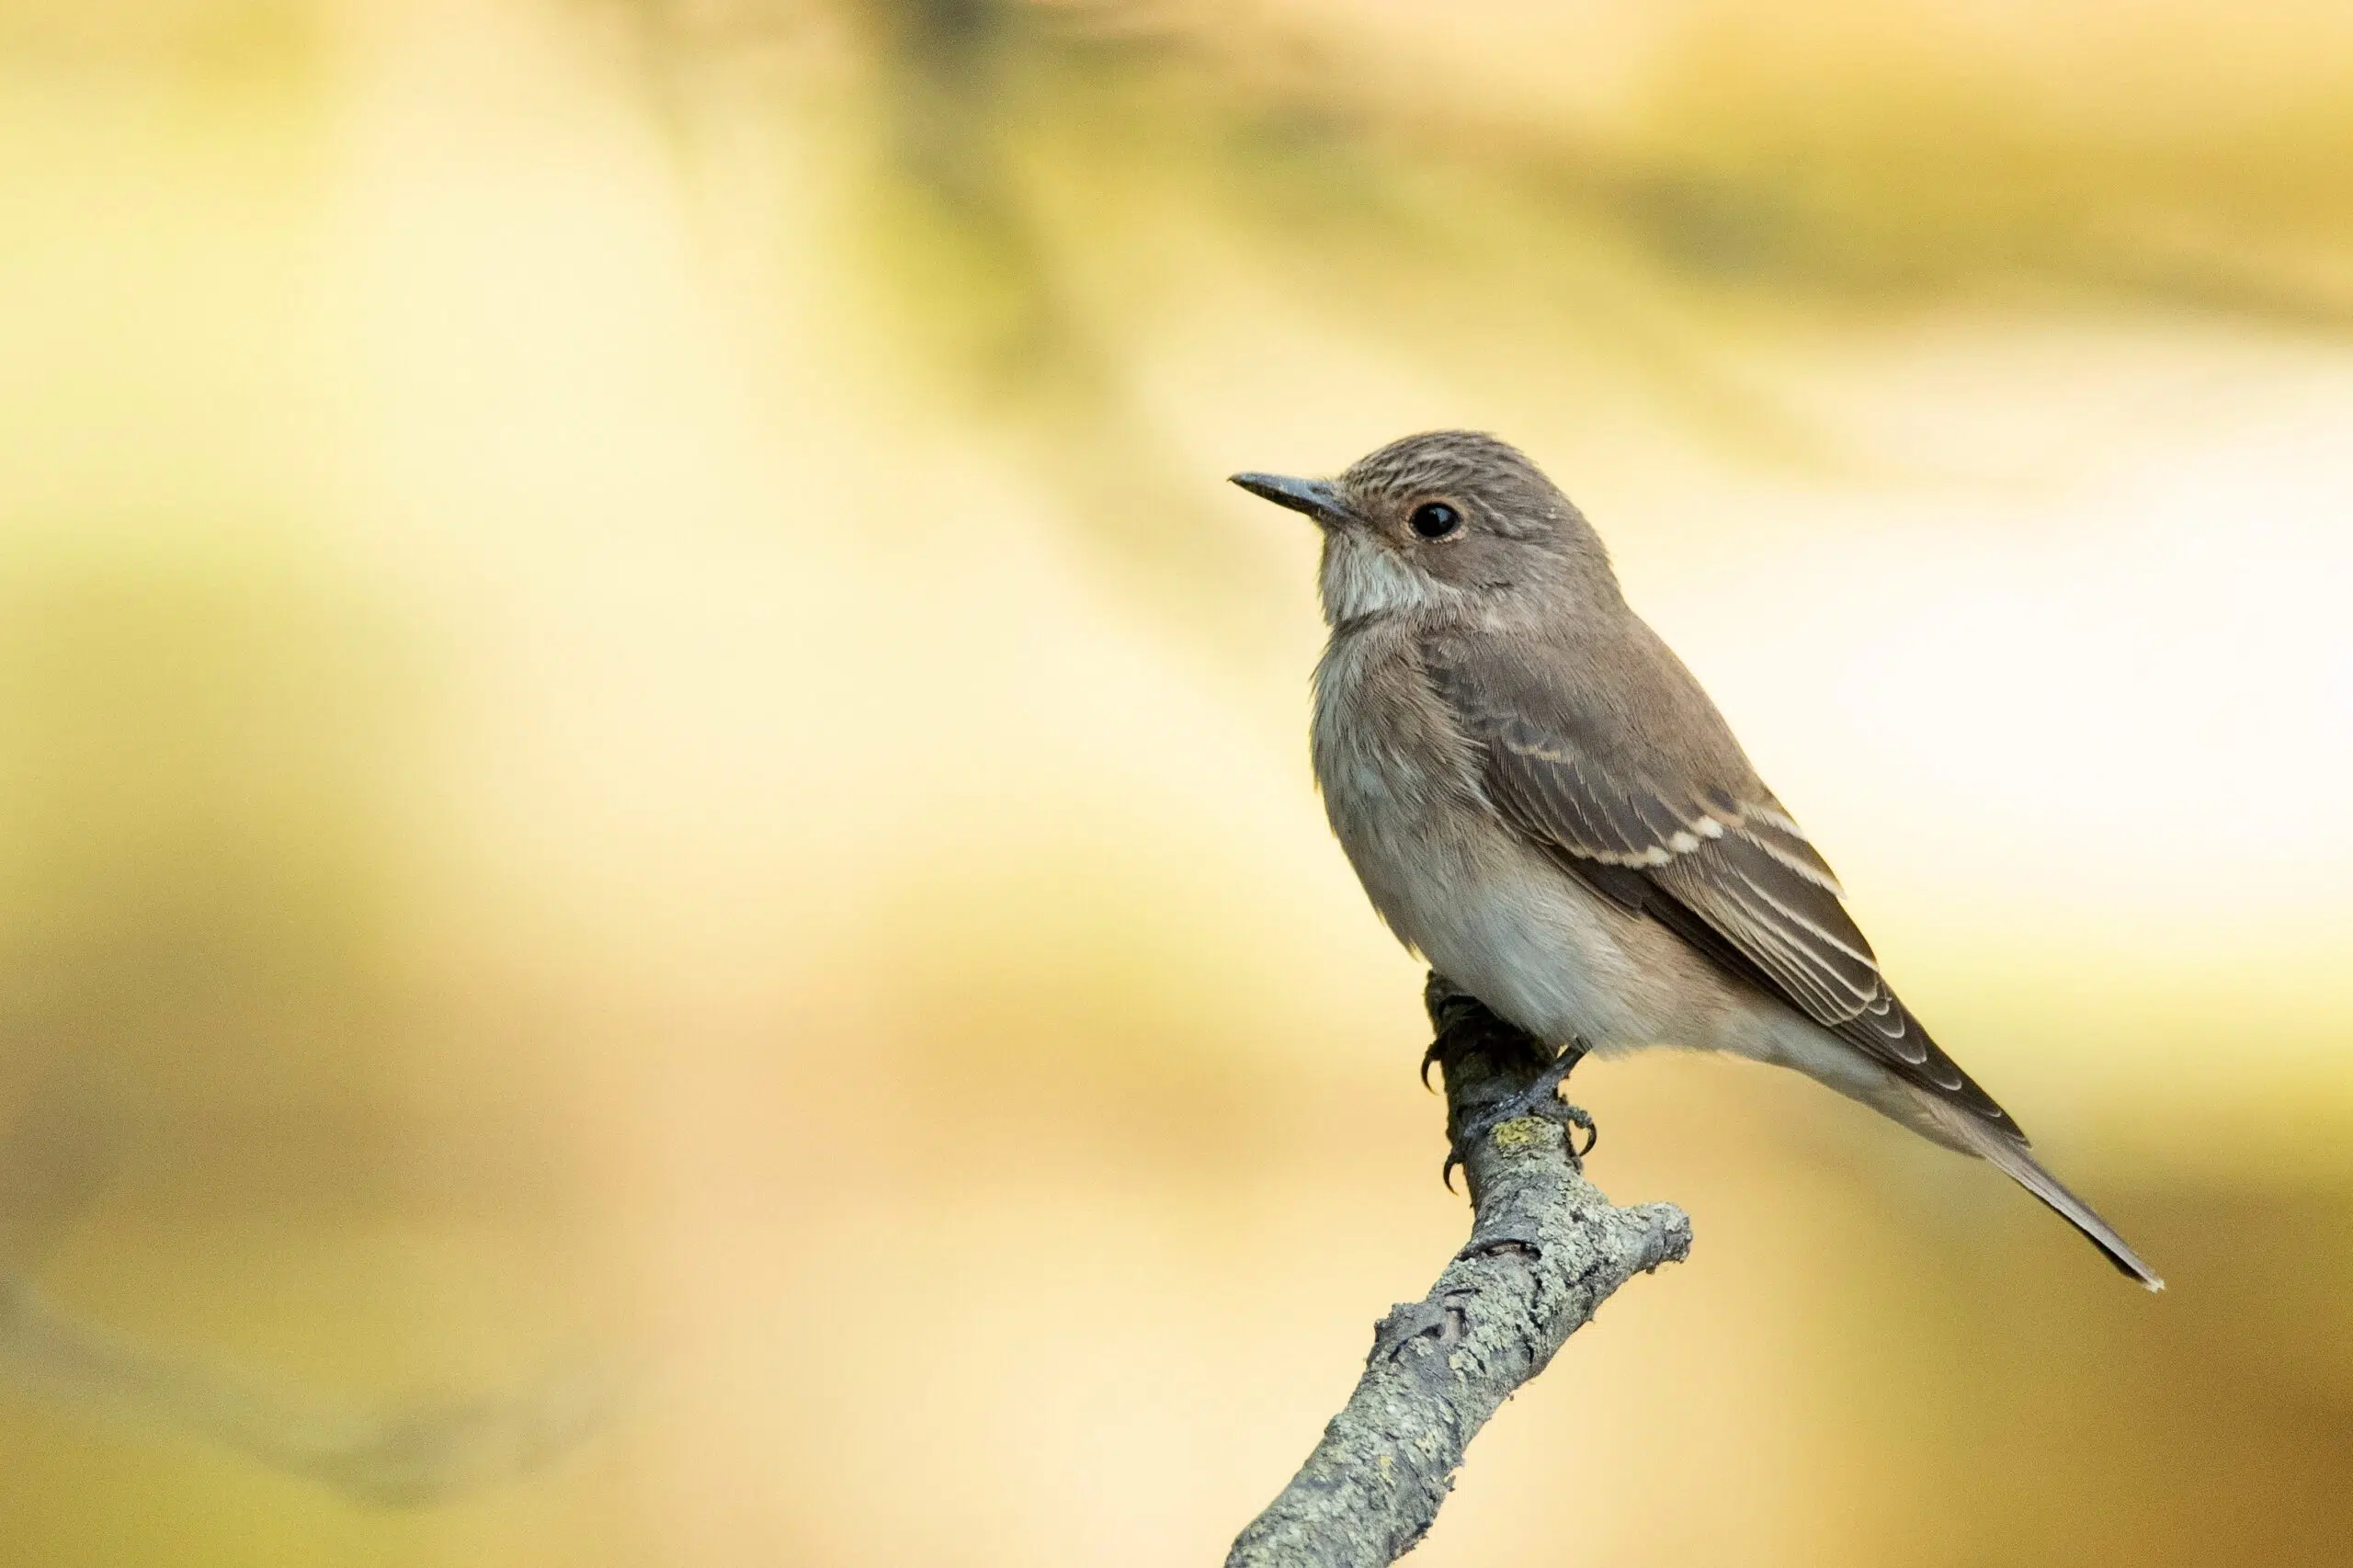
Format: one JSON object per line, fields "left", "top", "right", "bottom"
{"left": 1423, "top": 630, "right": 2018, "bottom": 1134}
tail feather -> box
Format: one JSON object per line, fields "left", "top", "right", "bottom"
{"left": 1935, "top": 1103, "right": 2165, "bottom": 1290}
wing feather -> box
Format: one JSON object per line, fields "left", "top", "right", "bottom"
{"left": 1427, "top": 639, "right": 2014, "bottom": 1131}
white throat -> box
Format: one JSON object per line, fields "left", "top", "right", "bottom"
{"left": 1319, "top": 528, "right": 1454, "bottom": 624}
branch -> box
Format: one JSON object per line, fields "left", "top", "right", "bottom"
{"left": 1226, "top": 977, "right": 1691, "bottom": 1568}
{"left": 0, "top": 1070, "right": 614, "bottom": 1506}
{"left": 0, "top": 1279, "right": 616, "bottom": 1506}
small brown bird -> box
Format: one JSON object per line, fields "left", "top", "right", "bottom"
{"left": 1233, "top": 430, "right": 2160, "bottom": 1289}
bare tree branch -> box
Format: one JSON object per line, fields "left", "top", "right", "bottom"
{"left": 0, "top": 1068, "right": 614, "bottom": 1506}
{"left": 0, "top": 1278, "right": 616, "bottom": 1506}
{"left": 1226, "top": 978, "right": 1691, "bottom": 1568}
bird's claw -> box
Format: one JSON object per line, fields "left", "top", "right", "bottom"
{"left": 1440, "top": 1045, "right": 1596, "bottom": 1189}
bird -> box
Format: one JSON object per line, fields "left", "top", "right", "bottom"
{"left": 1231, "top": 430, "right": 2161, "bottom": 1290}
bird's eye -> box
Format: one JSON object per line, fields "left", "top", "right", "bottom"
{"left": 1409, "top": 502, "right": 1462, "bottom": 540}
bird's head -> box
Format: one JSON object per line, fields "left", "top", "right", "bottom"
{"left": 1231, "top": 431, "right": 1614, "bottom": 627}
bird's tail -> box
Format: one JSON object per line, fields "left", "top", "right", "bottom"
{"left": 1928, "top": 1099, "right": 2164, "bottom": 1290}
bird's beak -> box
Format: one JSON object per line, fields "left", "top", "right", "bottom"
{"left": 1230, "top": 472, "right": 1351, "bottom": 528}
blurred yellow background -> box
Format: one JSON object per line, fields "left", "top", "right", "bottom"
{"left": 1, "top": 0, "right": 2349, "bottom": 1562}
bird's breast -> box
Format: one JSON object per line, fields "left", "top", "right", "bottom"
{"left": 1309, "top": 628, "right": 1652, "bottom": 1049}
{"left": 1309, "top": 629, "right": 1472, "bottom": 885}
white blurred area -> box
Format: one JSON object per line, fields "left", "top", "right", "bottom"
{"left": 0, "top": 1, "right": 2349, "bottom": 1565}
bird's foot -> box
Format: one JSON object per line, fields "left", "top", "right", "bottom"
{"left": 1442, "top": 1042, "right": 1595, "bottom": 1189}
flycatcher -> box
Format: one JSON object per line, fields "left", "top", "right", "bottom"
{"left": 1233, "top": 430, "right": 2160, "bottom": 1289}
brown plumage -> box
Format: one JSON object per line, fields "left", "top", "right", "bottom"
{"left": 1233, "top": 431, "right": 2161, "bottom": 1289}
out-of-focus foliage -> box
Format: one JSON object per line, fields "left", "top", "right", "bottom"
{"left": 0, "top": 1, "right": 2348, "bottom": 1564}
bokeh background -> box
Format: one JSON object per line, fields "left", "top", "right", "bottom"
{"left": 2, "top": 0, "right": 2350, "bottom": 1562}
